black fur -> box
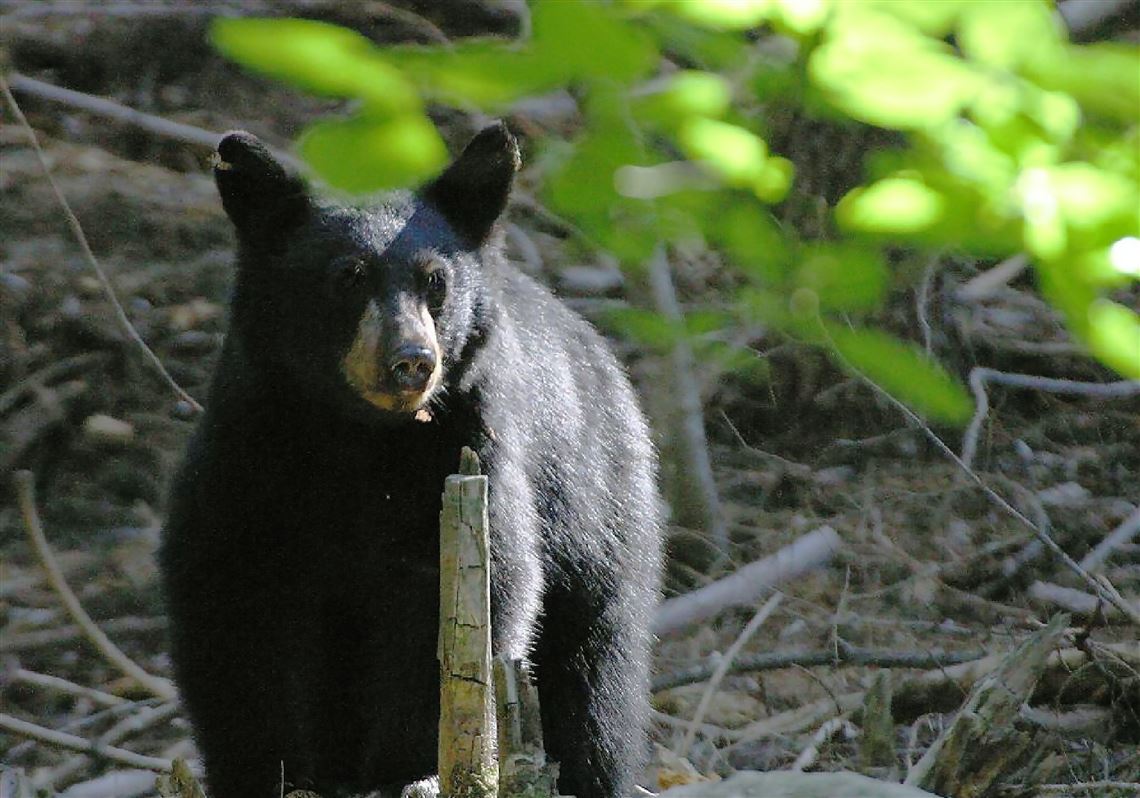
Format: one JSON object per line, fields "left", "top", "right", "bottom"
{"left": 160, "top": 126, "right": 663, "bottom": 798}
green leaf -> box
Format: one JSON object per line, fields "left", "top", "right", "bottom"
{"left": 532, "top": 0, "right": 657, "bottom": 83}
{"left": 210, "top": 18, "right": 419, "bottom": 114}
{"left": 794, "top": 243, "right": 888, "bottom": 311}
{"left": 664, "top": 0, "right": 773, "bottom": 30}
{"left": 697, "top": 339, "right": 771, "bottom": 383}
{"left": 602, "top": 307, "right": 677, "bottom": 350}
{"left": 866, "top": 0, "right": 966, "bottom": 35}
{"left": 384, "top": 44, "right": 558, "bottom": 108}
{"left": 707, "top": 202, "right": 791, "bottom": 284}
{"left": 1086, "top": 300, "right": 1140, "bottom": 379}
{"left": 956, "top": 0, "right": 1061, "bottom": 71}
{"left": 633, "top": 70, "right": 732, "bottom": 126}
{"left": 837, "top": 178, "right": 946, "bottom": 234}
{"left": 810, "top": 8, "right": 982, "bottom": 130}
{"left": 298, "top": 114, "right": 447, "bottom": 193}
{"left": 1028, "top": 43, "right": 1140, "bottom": 123}
{"left": 825, "top": 323, "right": 973, "bottom": 424}
{"left": 679, "top": 118, "right": 768, "bottom": 185}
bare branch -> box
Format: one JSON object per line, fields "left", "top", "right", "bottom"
{"left": 0, "top": 712, "right": 173, "bottom": 772}
{"left": 13, "top": 470, "right": 178, "bottom": 700}
{"left": 961, "top": 367, "right": 1140, "bottom": 469}
{"left": 1080, "top": 506, "right": 1140, "bottom": 574}
{"left": 652, "top": 645, "right": 987, "bottom": 692}
{"left": 815, "top": 322, "right": 1140, "bottom": 625}
{"left": 655, "top": 526, "right": 841, "bottom": 636}
{"left": 676, "top": 592, "right": 782, "bottom": 759}
{"left": 1, "top": 75, "right": 203, "bottom": 413}
{"left": 8, "top": 668, "right": 126, "bottom": 708}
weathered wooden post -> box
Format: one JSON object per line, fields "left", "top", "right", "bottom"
{"left": 438, "top": 447, "right": 498, "bottom": 797}
{"left": 494, "top": 657, "right": 559, "bottom": 796}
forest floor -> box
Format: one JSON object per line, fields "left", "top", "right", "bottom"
{"left": 1, "top": 4, "right": 1138, "bottom": 798}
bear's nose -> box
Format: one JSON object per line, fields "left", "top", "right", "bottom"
{"left": 389, "top": 344, "right": 436, "bottom": 391}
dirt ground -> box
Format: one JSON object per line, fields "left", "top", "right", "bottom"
{"left": 2, "top": 3, "right": 1138, "bottom": 797}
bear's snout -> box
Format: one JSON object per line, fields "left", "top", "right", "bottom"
{"left": 389, "top": 343, "right": 436, "bottom": 392}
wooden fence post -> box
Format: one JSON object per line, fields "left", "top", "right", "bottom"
{"left": 438, "top": 448, "right": 498, "bottom": 797}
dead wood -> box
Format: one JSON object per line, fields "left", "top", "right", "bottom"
{"left": 904, "top": 614, "right": 1068, "bottom": 796}
{"left": 655, "top": 526, "right": 840, "bottom": 635}
{"left": 438, "top": 448, "right": 498, "bottom": 797}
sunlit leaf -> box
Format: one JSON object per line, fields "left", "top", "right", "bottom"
{"left": 1028, "top": 43, "right": 1140, "bottom": 122}
{"left": 679, "top": 118, "right": 768, "bottom": 185}
{"left": 752, "top": 156, "right": 794, "bottom": 203}
{"left": 810, "top": 8, "right": 982, "bottom": 129}
{"left": 1049, "top": 163, "right": 1138, "bottom": 232}
{"left": 866, "top": 0, "right": 966, "bottom": 35}
{"left": 298, "top": 114, "right": 447, "bottom": 193}
{"left": 824, "top": 323, "right": 973, "bottom": 424}
{"left": 957, "top": 0, "right": 1061, "bottom": 71}
{"left": 1086, "top": 300, "right": 1140, "bottom": 379}
{"left": 837, "top": 178, "right": 946, "bottom": 234}
{"left": 211, "top": 18, "right": 419, "bottom": 114}
{"left": 666, "top": 0, "right": 774, "bottom": 30}
{"left": 772, "top": 0, "right": 831, "bottom": 35}
{"left": 633, "top": 71, "right": 732, "bottom": 125}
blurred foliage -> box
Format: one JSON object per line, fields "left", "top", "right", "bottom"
{"left": 211, "top": 0, "right": 1140, "bottom": 423}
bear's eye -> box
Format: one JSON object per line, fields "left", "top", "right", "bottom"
{"left": 335, "top": 259, "right": 366, "bottom": 293}
{"left": 425, "top": 268, "right": 447, "bottom": 311}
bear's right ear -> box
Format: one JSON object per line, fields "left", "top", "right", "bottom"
{"left": 213, "top": 132, "right": 310, "bottom": 247}
{"left": 422, "top": 122, "right": 520, "bottom": 246}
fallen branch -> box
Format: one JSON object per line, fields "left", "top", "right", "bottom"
{"left": 13, "top": 471, "right": 177, "bottom": 700}
{"left": 816, "top": 321, "right": 1140, "bottom": 625}
{"left": 791, "top": 717, "right": 857, "bottom": 773}
{"left": 1080, "top": 506, "right": 1140, "bottom": 573}
{"left": 0, "top": 712, "right": 173, "bottom": 772}
{"left": 677, "top": 592, "right": 782, "bottom": 758}
{"left": 954, "top": 254, "right": 1029, "bottom": 301}
{"left": 43, "top": 702, "right": 182, "bottom": 790}
{"left": 655, "top": 526, "right": 841, "bottom": 635}
{"left": 0, "top": 616, "right": 167, "bottom": 653}
{"left": 961, "top": 367, "right": 1140, "bottom": 470}
{"left": 1, "top": 76, "right": 203, "bottom": 413}
{"left": 728, "top": 641, "right": 1139, "bottom": 744}
{"left": 1028, "top": 580, "right": 1138, "bottom": 620}
{"left": 904, "top": 615, "right": 1068, "bottom": 794}
{"left": 653, "top": 645, "right": 985, "bottom": 692}
{"left": 8, "top": 668, "right": 126, "bottom": 708}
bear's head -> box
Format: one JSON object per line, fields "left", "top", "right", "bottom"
{"left": 213, "top": 123, "right": 520, "bottom": 421}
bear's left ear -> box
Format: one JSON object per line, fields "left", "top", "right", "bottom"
{"left": 214, "top": 131, "right": 311, "bottom": 249}
{"left": 422, "top": 121, "right": 520, "bottom": 246}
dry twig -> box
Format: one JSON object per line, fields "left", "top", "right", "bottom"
{"left": 961, "top": 367, "right": 1140, "bottom": 470}
{"left": 1, "top": 75, "right": 203, "bottom": 413}
{"left": 676, "top": 591, "right": 783, "bottom": 759}
{"left": 13, "top": 470, "right": 178, "bottom": 700}
{"left": 816, "top": 322, "right": 1140, "bottom": 625}
{"left": 655, "top": 526, "right": 841, "bottom": 635}
{"left": 0, "top": 712, "right": 173, "bottom": 772}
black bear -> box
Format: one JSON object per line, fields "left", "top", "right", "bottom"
{"left": 159, "top": 123, "right": 663, "bottom": 798}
